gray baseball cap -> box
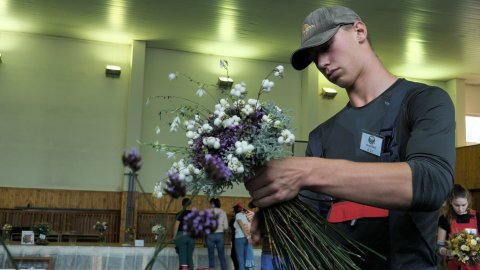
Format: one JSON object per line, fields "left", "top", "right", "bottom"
{"left": 290, "top": 6, "right": 362, "bottom": 70}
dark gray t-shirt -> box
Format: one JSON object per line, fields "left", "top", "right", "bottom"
{"left": 302, "top": 78, "right": 455, "bottom": 270}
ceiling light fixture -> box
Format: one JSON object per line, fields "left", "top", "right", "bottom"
{"left": 105, "top": 65, "right": 121, "bottom": 78}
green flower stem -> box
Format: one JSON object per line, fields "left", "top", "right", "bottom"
{"left": 261, "top": 197, "right": 378, "bottom": 270}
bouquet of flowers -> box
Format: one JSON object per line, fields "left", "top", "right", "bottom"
{"left": 34, "top": 222, "right": 52, "bottom": 245}
{"left": 93, "top": 221, "right": 108, "bottom": 233}
{"left": 2, "top": 224, "right": 12, "bottom": 231}
{"left": 144, "top": 60, "right": 370, "bottom": 270}
{"left": 447, "top": 229, "right": 480, "bottom": 265}
{"left": 33, "top": 222, "right": 51, "bottom": 235}
{"left": 151, "top": 224, "right": 165, "bottom": 235}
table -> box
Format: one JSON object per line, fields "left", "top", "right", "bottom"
{"left": 0, "top": 244, "right": 261, "bottom": 270}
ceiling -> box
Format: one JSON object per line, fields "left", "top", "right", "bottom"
{"left": 1, "top": 0, "right": 480, "bottom": 84}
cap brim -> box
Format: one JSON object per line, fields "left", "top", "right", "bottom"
{"left": 290, "top": 26, "right": 340, "bottom": 70}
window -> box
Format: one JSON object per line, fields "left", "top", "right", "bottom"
{"left": 466, "top": 115, "right": 480, "bottom": 144}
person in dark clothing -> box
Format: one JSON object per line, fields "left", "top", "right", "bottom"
{"left": 245, "top": 5, "right": 455, "bottom": 270}
{"left": 172, "top": 198, "right": 195, "bottom": 270}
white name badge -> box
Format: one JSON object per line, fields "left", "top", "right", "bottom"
{"left": 360, "top": 131, "right": 383, "bottom": 157}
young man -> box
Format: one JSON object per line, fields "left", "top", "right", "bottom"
{"left": 245, "top": 6, "right": 455, "bottom": 270}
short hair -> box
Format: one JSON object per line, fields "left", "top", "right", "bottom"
{"left": 210, "top": 198, "right": 221, "bottom": 208}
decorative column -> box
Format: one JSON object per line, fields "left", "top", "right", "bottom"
{"left": 124, "top": 171, "right": 137, "bottom": 243}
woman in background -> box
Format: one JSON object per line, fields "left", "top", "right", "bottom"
{"left": 229, "top": 204, "right": 241, "bottom": 270}
{"left": 206, "top": 198, "right": 229, "bottom": 270}
{"left": 233, "top": 202, "right": 255, "bottom": 270}
{"left": 437, "top": 184, "right": 480, "bottom": 270}
{"left": 172, "top": 198, "right": 195, "bottom": 270}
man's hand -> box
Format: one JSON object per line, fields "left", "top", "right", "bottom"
{"left": 245, "top": 157, "right": 306, "bottom": 207}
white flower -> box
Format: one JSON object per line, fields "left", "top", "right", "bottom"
{"left": 262, "top": 114, "right": 272, "bottom": 123}
{"left": 247, "top": 99, "right": 260, "bottom": 109}
{"left": 461, "top": 244, "right": 471, "bottom": 252}
{"left": 201, "top": 123, "right": 213, "bottom": 133}
{"left": 230, "top": 82, "right": 247, "bottom": 97}
{"left": 235, "top": 141, "right": 255, "bottom": 155}
{"left": 214, "top": 118, "right": 222, "bottom": 126}
{"left": 227, "top": 154, "right": 245, "bottom": 173}
{"left": 274, "top": 120, "right": 282, "bottom": 128}
{"left": 153, "top": 181, "right": 165, "bottom": 198}
{"left": 168, "top": 72, "right": 177, "bottom": 80}
{"left": 274, "top": 65, "right": 284, "bottom": 78}
{"left": 186, "top": 130, "right": 198, "bottom": 139}
{"left": 203, "top": 137, "right": 221, "bottom": 149}
{"left": 166, "top": 152, "right": 176, "bottom": 159}
{"left": 221, "top": 115, "right": 240, "bottom": 128}
{"left": 155, "top": 126, "right": 161, "bottom": 135}
{"left": 241, "top": 104, "right": 255, "bottom": 115}
{"left": 185, "top": 119, "right": 197, "bottom": 130}
{"left": 471, "top": 239, "right": 477, "bottom": 246}
{"left": 262, "top": 79, "right": 274, "bottom": 92}
{"left": 196, "top": 87, "right": 206, "bottom": 97}
{"left": 170, "top": 116, "right": 181, "bottom": 132}
{"left": 278, "top": 129, "right": 295, "bottom": 145}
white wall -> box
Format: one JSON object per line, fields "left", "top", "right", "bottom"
{"left": 0, "top": 31, "right": 131, "bottom": 190}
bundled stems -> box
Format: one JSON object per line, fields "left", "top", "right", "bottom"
{"left": 261, "top": 197, "right": 384, "bottom": 270}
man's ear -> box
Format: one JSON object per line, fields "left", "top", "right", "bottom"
{"left": 353, "top": 21, "right": 368, "bottom": 43}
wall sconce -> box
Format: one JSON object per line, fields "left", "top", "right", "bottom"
{"left": 320, "top": 87, "right": 337, "bottom": 99}
{"left": 217, "top": 76, "right": 233, "bottom": 89}
{"left": 105, "top": 65, "right": 121, "bottom": 78}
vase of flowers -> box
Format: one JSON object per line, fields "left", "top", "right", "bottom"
{"left": 93, "top": 221, "right": 108, "bottom": 244}
{"left": 124, "top": 226, "right": 136, "bottom": 246}
{"left": 33, "top": 222, "right": 51, "bottom": 245}
{"left": 151, "top": 224, "right": 165, "bottom": 243}
{"left": 2, "top": 224, "right": 12, "bottom": 242}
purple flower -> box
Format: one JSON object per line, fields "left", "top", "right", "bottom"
{"left": 204, "top": 154, "right": 232, "bottom": 183}
{"left": 122, "top": 148, "right": 142, "bottom": 172}
{"left": 164, "top": 173, "right": 186, "bottom": 199}
{"left": 182, "top": 208, "right": 218, "bottom": 238}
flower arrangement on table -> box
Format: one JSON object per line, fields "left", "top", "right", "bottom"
{"left": 151, "top": 224, "right": 166, "bottom": 242}
{"left": 33, "top": 222, "right": 52, "bottom": 245}
{"left": 446, "top": 229, "right": 480, "bottom": 265}
{"left": 141, "top": 60, "right": 372, "bottom": 270}
{"left": 93, "top": 221, "right": 108, "bottom": 233}
{"left": 1, "top": 224, "right": 12, "bottom": 242}
{"left": 2, "top": 224, "right": 12, "bottom": 231}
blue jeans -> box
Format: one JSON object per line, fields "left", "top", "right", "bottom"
{"left": 261, "top": 253, "right": 287, "bottom": 270}
{"left": 206, "top": 232, "right": 227, "bottom": 270}
{"left": 234, "top": 237, "right": 249, "bottom": 270}
{"left": 175, "top": 232, "right": 195, "bottom": 270}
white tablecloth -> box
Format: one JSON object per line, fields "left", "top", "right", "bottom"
{"left": 0, "top": 244, "right": 262, "bottom": 270}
